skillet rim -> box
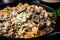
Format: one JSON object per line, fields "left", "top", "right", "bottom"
{"left": 0, "top": 2, "right": 56, "bottom": 40}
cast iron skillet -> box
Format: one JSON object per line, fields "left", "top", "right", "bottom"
{"left": 0, "top": 0, "right": 60, "bottom": 40}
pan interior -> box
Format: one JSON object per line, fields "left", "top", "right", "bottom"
{"left": 0, "top": 1, "right": 56, "bottom": 39}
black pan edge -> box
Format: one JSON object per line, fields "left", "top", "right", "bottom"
{"left": 0, "top": 1, "right": 57, "bottom": 40}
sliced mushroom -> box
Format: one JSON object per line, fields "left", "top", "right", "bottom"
{"left": 32, "top": 14, "right": 40, "bottom": 24}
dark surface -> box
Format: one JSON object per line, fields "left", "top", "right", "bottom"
{"left": 0, "top": 0, "right": 60, "bottom": 40}
{"left": 40, "top": 1, "right": 60, "bottom": 9}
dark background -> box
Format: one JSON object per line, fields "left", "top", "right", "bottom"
{"left": 40, "top": 1, "right": 60, "bottom": 9}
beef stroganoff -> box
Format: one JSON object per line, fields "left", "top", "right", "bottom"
{"left": 0, "top": 3, "right": 55, "bottom": 39}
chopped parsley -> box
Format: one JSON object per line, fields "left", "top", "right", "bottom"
{"left": 52, "top": 7, "right": 60, "bottom": 20}
{"left": 24, "top": 10, "right": 28, "bottom": 14}
{"left": 18, "top": 23, "right": 24, "bottom": 26}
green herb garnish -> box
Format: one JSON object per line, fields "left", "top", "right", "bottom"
{"left": 18, "top": 23, "right": 24, "bottom": 26}
{"left": 24, "top": 10, "right": 28, "bottom": 14}
{"left": 52, "top": 7, "right": 60, "bottom": 20}
{"left": 52, "top": 10, "right": 57, "bottom": 20}
{"left": 57, "top": 8, "right": 60, "bottom": 16}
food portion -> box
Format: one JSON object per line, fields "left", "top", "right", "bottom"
{"left": 0, "top": 3, "right": 55, "bottom": 38}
